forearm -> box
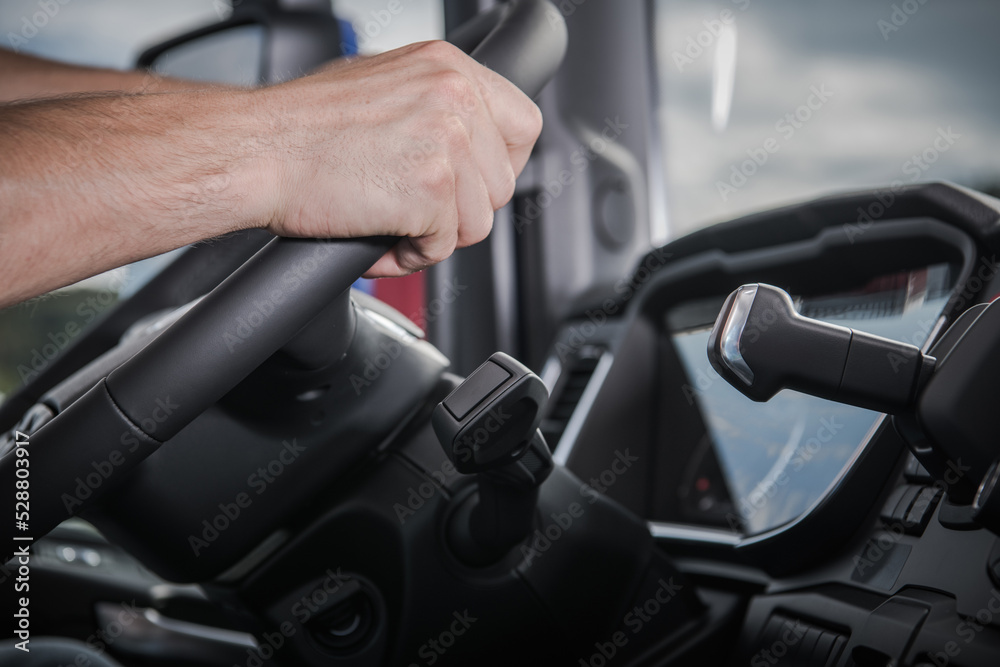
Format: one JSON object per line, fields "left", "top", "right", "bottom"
{"left": 0, "top": 41, "right": 542, "bottom": 307}
{"left": 0, "top": 89, "right": 274, "bottom": 308}
{"left": 0, "top": 48, "right": 220, "bottom": 103}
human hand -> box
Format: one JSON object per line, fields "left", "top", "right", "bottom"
{"left": 252, "top": 40, "right": 543, "bottom": 277}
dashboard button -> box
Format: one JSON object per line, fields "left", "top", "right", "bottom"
{"left": 881, "top": 484, "right": 922, "bottom": 528}
{"left": 903, "top": 487, "right": 943, "bottom": 535}
{"left": 903, "top": 454, "right": 934, "bottom": 483}
{"left": 443, "top": 360, "right": 511, "bottom": 420}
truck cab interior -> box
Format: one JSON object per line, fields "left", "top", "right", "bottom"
{"left": 2, "top": 1, "right": 1000, "bottom": 665}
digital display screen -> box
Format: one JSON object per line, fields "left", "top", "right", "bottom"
{"left": 666, "top": 264, "right": 954, "bottom": 535}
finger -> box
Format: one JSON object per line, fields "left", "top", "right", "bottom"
{"left": 470, "top": 65, "right": 543, "bottom": 176}
{"left": 421, "top": 44, "right": 542, "bottom": 177}
{"left": 463, "top": 92, "right": 518, "bottom": 211}
{"left": 363, "top": 243, "right": 413, "bottom": 279}
{"left": 453, "top": 156, "right": 494, "bottom": 248}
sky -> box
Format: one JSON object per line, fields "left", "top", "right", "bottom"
{"left": 654, "top": 0, "right": 1000, "bottom": 237}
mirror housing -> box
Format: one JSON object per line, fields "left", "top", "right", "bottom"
{"left": 137, "top": 0, "right": 348, "bottom": 85}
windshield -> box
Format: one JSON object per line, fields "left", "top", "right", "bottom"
{"left": 653, "top": 0, "right": 1000, "bottom": 237}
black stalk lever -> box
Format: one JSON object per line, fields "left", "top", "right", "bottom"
{"left": 707, "top": 283, "right": 936, "bottom": 413}
{"left": 432, "top": 352, "right": 553, "bottom": 565}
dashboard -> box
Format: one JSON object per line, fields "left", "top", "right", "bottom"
{"left": 544, "top": 209, "right": 978, "bottom": 554}
{"left": 9, "top": 183, "right": 1000, "bottom": 666}
{"left": 538, "top": 182, "right": 1000, "bottom": 664}
{"left": 666, "top": 263, "right": 954, "bottom": 535}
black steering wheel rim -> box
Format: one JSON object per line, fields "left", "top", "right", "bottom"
{"left": 1, "top": 0, "right": 567, "bottom": 547}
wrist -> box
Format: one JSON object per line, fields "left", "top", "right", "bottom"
{"left": 197, "top": 86, "right": 287, "bottom": 235}
{"left": 229, "top": 85, "right": 295, "bottom": 234}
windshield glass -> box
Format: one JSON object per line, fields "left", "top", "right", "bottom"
{"left": 653, "top": 0, "right": 1000, "bottom": 237}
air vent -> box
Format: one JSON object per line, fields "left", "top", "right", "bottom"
{"left": 540, "top": 351, "right": 603, "bottom": 449}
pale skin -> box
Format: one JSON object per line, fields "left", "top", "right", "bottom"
{"left": 0, "top": 43, "right": 542, "bottom": 309}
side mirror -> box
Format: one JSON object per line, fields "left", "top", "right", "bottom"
{"left": 137, "top": 0, "right": 349, "bottom": 85}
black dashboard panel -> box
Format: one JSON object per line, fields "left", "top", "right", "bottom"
{"left": 540, "top": 183, "right": 1000, "bottom": 665}
{"left": 663, "top": 264, "right": 954, "bottom": 536}
{"left": 550, "top": 214, "right": 979, "bottom": 566}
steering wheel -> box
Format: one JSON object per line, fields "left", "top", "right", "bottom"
{"left": 1, "top": 0, "right": 568, "bottom": 547}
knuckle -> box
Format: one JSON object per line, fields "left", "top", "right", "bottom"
{"left": 497, "top": 166, "right": 517, "bottom": 205}
{"left": 525, "top": 101, "right": 544, "bottom": 140}
{"left": 420, "top": 158, "right": 455, "bottom": 199}
{"left": 416, "top": 40, "right": 462, "bottom": 64}
{"left": 433, "top": 70, "right": 478, "bottom": 113}
{"left": 422, "top": 237, "right": 455, "bottom": 266}
{"left": 471, "top": 207, "right": 494, "bottom": 244}
{"left": 438, "top": 115, "right": 471, "bottom": 153}
{"left": 427, "top": 246, "right": 452, "bottom": 265}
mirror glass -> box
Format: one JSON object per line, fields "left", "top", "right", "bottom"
{"left": 150, "top": 24, "right": 265, "bottom": 86}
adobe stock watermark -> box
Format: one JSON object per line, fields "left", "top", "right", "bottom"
{"left": 877, "top": 0, "right": 931, "bottom": 41}
{"left": 716, "top": 84, "right": 835, "bottom": 202}
{"left": 726, "top": 415, "right": 845, "bottom": 533}
{"left": 290, "top": 567, "right": 352, "bottom": 624}
{"left": 236, "top": 623, "right": 296, "bottom": 667}
{"left": 60, "top": 396, "right": 180, "bottom": 514}
{"left": 230, "top": 566, "right": 353, "bottom": 667}
{"left": 554, "top": 247, "right": 672, "bottom": 362}
{"left": 670, "top": 2, "right": 751, "bottom": 72}
{"left": 883, "top": 314, "right": 938, "bottom": 374}
{"left": 392, "top": 406, "right": 513, "bottom": 525}
{"left": 349, "top": 339, "right": 406, "bottom": 395}
{"left": 6, "top": 0, "right": 72, "bottom": 52}
{"left": 349, "top": 274, "right": 470, "bottom": 392}
{"left": 681, "top": 361, "right": 719, "bottom": 406}
{"left": 393, "top": 454, "right": 464, "bottom": 524}
{"left": 521, "top": 449, "right": 638, "bottom": 566}
{"left": 407, "top": 277, "right": 468, "bottom": 332}
{"left": 842, "top": 126, "right": 961, "bottom": 244}
{"left": 222, "top": 242, "right": 350, "bottom": 352}
{"left": 853, "top": 518, "right": 911, "bottom": 580}
{"left": 513, "top": 116, "right": 630, "bottom": 234}
{"left": 188, "top": 439, "right": 306, "bottom": 556}
{"left": 408, "top": 610, "right": 477, "bottom": 667}
{"left": 944, "top": 254, "right": 998, "bottom": 316}
{"left": 750, "top": 618, "right": 810, "bottom": 667}
{"left": 85, "top": 600, "right": 142, "bottom": 658}
{"left": 546, "top": 0, "right": 593, "bottom": 28}
{"left": 15, "top": 267, "right": 129, "bottom": 384}
{"left": 397, "top": 66, "right": 517, "bottom": 177}
{"left": 854, "top": 461, "right": 972, "bottom": 577}
{"left": 681, "top": 298, "right": 786, "bottom": 406}
{"left": 924, "top": 588, "right": 1000, "bottom": 667}
{"left": 579, "top": 577, "right": 685, "bottom": 667}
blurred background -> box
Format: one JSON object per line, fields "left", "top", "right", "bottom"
{"left": 2, "top": 0, "right": 999, "bottom": 402}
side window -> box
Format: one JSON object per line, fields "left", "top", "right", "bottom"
{"left": 0, "top": 0, "right": 444, "bottom": 404}
{"left": 0, "top": 1, "right": 223, "bottom": 403}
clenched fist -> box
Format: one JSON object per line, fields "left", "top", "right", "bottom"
{"left": 256, "top": 40, "right": 543, "bottom": 277}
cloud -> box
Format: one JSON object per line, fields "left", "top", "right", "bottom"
{"left": 654, "top": 0, "right": 1000, "bottom": 235}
